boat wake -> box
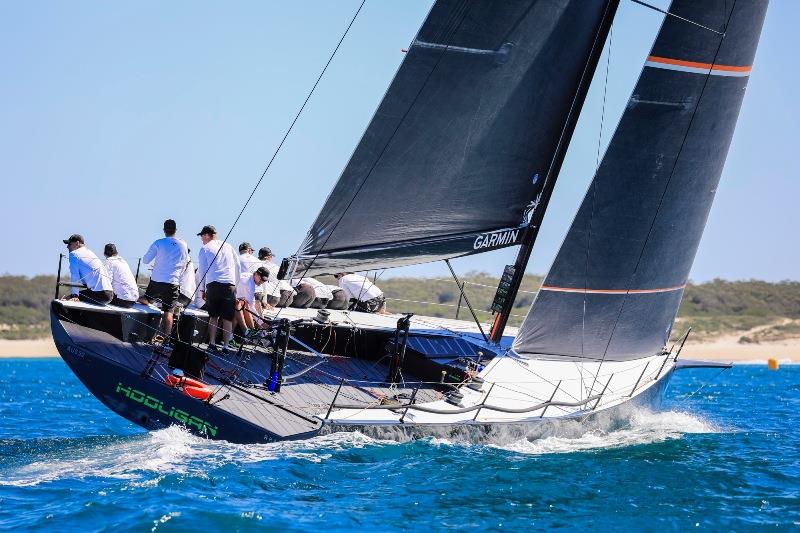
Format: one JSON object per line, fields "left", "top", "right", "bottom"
{"left": 0, "top": 427, "right": 391, "bottom": 487}
{"left": 489, "top": 409, "right": 719, "bottom": 455}
{"left": 0, "top": 409, "right": 718, "bottom": 486}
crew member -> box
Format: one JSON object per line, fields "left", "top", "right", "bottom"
{"left": 177, "top": 253, "right": 197, "bottom": 308}
{"left": 139, "top": 219, "right": 190, "bottom": 339}
{"left": 258, "top": 247, "right": 294, "bottom": 308}
{"left": 103, "top": 243, "right": 139, "bottom": 308}
{"left": 237, "top": 242, "right": 263, "bottom": 315}
{"left": 325, "top": 284, "right": 349, "bottom": 310}
{"left": 237, "top": 266, "right": 271, "bottom": 331}
{"left": 197, "top": 225, "right": 240, "bottom": 351}
{"left": 62, "top": 234, "right": 113, "bottom": 304}
{"left": 289, "top": 277, "right": 331, "bottom": 309}
{"left": 334, "top": 272, "right": 387, "bottom": 313}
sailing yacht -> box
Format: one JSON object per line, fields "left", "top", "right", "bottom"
{"left": 50, "top": 0, "right": 769, "bottom": 443}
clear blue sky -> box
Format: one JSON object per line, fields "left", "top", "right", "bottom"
{"left": 0, "top": 1, "right": 795, "bottom": 282}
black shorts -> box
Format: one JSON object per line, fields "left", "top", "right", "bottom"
{"left": 206, "top": 281, "right": 236, "bottom": 321}
{"left": 110, "top": 296, "right": 136, "bottom": 308}
{"left": 79, "top": 289, "right": 113, "bottom": 305}
{"left": 351, "top": 296, "right": 386, "bottom": 313}
{"left": 144, "top": 280, "right": 180, "bottom": 312}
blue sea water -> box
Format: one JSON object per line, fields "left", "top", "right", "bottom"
{"left": 0, "top": 359, "right": 798, "bottom": 532}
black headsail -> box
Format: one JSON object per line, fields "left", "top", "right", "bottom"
{"left": 292, "top": 0, "right": 618, "bottom": 277}
{"left": 512, "top": 0, "right": 769, "bottom": 361}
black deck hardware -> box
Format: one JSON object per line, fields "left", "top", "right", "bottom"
{"left": 490, "top": 265, "right": 516, "bottom": 314}
{"left": 387, "top": 314, "right": 412, "bottom": 384}
{"left": 268, "top": 318, "right": 291, "bottom": 392}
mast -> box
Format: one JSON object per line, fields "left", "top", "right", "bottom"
{"left": 489, "top": 0, "right": 620, "bottom": 343}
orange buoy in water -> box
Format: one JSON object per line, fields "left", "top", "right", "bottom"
{"left": 767, "top": 358, "right": 779, "bottom": 371}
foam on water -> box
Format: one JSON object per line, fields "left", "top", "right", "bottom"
{"left": 0, "top": 426, "right": 395, "bottom": 487}
{"left": 494, "top": 409, "right": 719, "bottom": 455}
{"left": 0, "top": 408, "right": 722, "bottom": 488}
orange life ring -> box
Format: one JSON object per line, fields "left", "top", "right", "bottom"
{"left": 182, "top": 384, "right": 213, "bottom": 401}
{"left": 165, "top": 373, "right": 213, "bottom": 401}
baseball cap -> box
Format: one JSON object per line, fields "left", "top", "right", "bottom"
{"left": 254, "top": 266, "right": 270, "bottom": 280}
{"left": 257, "top": 247, "right": 273, "bottom": 260}
{"left": 62, "top": 234, "right": 84, "bottom": 245}
{"left": 197, "top": 225, "right": 216, "bottom": 236}
{"left": 239, "top": 242, "right": 253, "bottom": 252}
{"left": 103, "top": 243, "right": 118, "bottom": 257}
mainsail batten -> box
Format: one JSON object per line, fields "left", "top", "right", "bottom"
{"left": 294, "top": 0, "right": 617, "bottom": 276}
{"left": 513, "top": 0, "right": 769, "bottom": 362}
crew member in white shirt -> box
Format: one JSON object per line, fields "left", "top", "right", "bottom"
{"left": 103, "top": 243, "right": 139, "bottom": 308}
{"left": 325, "top": 284, "right": 349, "bottom": 310}
{"left": 258, "top": 247, "right": 294, "bottom": 308}
{"left": 237, "top": 242, "right": 263, "bottom": 315}
{"left": 62, "top": 234, "right": 113, "bottom": 305}
{"left": 236, "top": 266, "right": 271, "bottom": 331}
{"left": 177, "top": 254, "right": 197, "bottom": 308}
{"left": 139, "top": 219, "right": 190, "bottom": 339}
{"left": 334, "top": 272, "right": 387, "bottom": 313}
{"left": 291, "top": 277, "right": 334, "bottom": 309}
{"left": 197, "top": 225, "right": 240, "bottom": 351}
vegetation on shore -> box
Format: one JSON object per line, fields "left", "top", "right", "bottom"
{"left": 2, "top": 274, "right": 799, "bottom": 343}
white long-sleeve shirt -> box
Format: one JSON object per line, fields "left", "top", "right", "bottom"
{"left": 142, "top": 237, "right": 189, "bottom": 285}
{"left": 337, "top": 274, "right": 383, "bottom": 301}
{"left": 178, "top": 257, "right": 197, "bottom": 299}
{"left": 104, "top": 255, "right": 139, "bottom": 302}
{"left": 292, "top": 277, "right": 333, "bottom": 300}
{"left": 237, "top": 252, "right": 262, "bottom": 297}
{"left": 197, "top": 239, "right": 240, "bottom": 291}
{"left": 239, "top": 274, "right": 268, "bottom": 312}
{"left": 69, "top": 246, "right": 112, "bottom": 295}
{"left": 258, "top": 260, "right": 289, "bottom": 298}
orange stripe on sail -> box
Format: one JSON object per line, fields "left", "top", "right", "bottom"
{"left": 646, "top": 55, "right": 751, "bottom": 73}
{"left": 541, "top": 284, "right": 685, "bottom": 295}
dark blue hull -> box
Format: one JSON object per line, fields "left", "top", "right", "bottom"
{"left": 51, "top": 308, "right": 320, "bottom": 444}
{"left": 52, "top": 302, "right": 673, "bottom": 444}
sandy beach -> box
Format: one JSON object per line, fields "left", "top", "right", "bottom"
{"left": 0, "top": 338, "right": 58, "bottom": 358}
{"left": 1, "top": 335, "right": 798, "bottom": 362}
{"left": 681, "top": 337, "right": 800, "bottom": 362}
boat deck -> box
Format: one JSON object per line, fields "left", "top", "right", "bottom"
{"left": 58, "top": 318, "right": 442, "bottom": 439}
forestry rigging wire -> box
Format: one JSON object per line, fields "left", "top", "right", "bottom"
{"left": 188, "top": 0, "right": 367, "bottom": 308}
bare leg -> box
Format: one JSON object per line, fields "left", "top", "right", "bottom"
{"left": 234, "top": 306, "right": 246, "bottom": 333}
{"left": 163, "top": 311, "right": 174, "bottom": 338}
{"left": 243, "top": 309, "right": 255, "bottom": 330}
{"left": 208, "top": 316, "right": 219, "bottom": 346}
{"left": 221, "top": 319, "right": 234, "bottom": 345}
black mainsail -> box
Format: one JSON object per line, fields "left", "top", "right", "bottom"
{"left": 513, "top": 0, "right": 769, "bottom": 361}
{"left": 293, "top": 0, "right": 618, "bottom": 276}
